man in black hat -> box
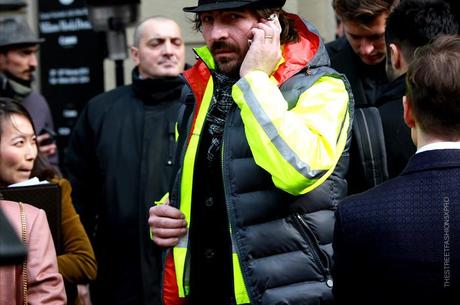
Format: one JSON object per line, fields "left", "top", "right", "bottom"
{"left": 0, "top": 16, "right": 58, "bottom": 165}
{"left": 149, "top": 1, "right": 353, "bottom": 304}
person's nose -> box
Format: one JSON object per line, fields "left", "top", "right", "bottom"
{"left": 162, "top": 40, "right": 174, "bottom": 56}
{"left": 24, "top": 143, "right": 37, "bottom": 161}
{"left": 24, "top": 152, "right": 34, "bottom": 162}
{"left": 29, "top": 53, "right": 38, "bottom": 69}
{"left": 359, "top": 39, "right": 375, "bottom": 55}
{"left": 210, "top": 21, "right": 229, "bottom": 41}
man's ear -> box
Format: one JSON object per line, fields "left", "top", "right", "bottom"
{"left": 403, "top": 95, "right": 415, "bottom": 129}
{"left": 389, "top": 43, "right": 402, "bottom": 70}
{"left": 130, "top": 46, "right": 140, "bottom": 66}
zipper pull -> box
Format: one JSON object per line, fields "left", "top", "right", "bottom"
{"left": 326, "top": 275, "right": 333, "bottom": 288}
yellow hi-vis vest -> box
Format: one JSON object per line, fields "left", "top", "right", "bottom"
{"left": 172, "top": 72, "right": 250, "bottom": 304}
{"left": 172, "top": 42, "right": 350, "bottom": 304}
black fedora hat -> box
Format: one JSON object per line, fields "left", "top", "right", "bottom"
{"left": 183, "top": 0, "right": 286, "bottom": 13}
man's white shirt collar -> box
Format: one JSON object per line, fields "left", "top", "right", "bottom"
{"left": 416, "top": 142, "right": 460, "bottom": 154}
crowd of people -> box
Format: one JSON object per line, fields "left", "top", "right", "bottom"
{"left": 1, "top": 0, "right": 459, "bottom": 304}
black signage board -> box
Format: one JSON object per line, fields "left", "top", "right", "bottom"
{"left": 37, "top": 0, "right": 105, "bottom": 162}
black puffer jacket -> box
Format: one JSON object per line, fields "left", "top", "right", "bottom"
{"left": 218, "top": 76, "right": 351, "bottom": 305}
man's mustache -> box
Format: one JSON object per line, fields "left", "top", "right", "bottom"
{"left": 210, "top": 41, "right": 239, "bottom": 54}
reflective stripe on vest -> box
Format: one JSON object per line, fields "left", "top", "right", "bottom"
{"left": 231, "top": 233, "right": 250, "bottom": 304}
{"left": 232, "top": 73, "right": 350, "bottom": 195}
{"left": 174, "top": 77, "right": 214, "bottom": 298}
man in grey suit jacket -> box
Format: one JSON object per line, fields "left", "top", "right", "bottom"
{"left": 333, "top": 35, "right": 460, "bottom": 305}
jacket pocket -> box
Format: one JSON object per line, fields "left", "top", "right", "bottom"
{"left": 292, "top": 213, "right": 333, "bottom": 288}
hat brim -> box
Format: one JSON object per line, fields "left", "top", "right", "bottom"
{"left": 183, "top": 0, "right": 286, "bottom": 13}
{"left": 0, "top": 38, "right": 44, "bottom": 48}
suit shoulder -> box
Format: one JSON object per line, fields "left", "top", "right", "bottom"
{"left": 23, "top": 91, "right": 50, "bottom": 108}
{"left": 26, "top": 90, "right": 46, "bottom": 101}
{"left": 84, "top": 85, "right": 135, "bottom": 115}
{"left": 339, "top": 176, "right": 405, "bottom": 212}
{"left": 77, "top": 85, "right": 140, "bottom": 131}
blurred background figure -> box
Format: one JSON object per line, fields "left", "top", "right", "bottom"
{"left": 335, "top": 15, "right": 344, "bottom": 39}
{"left": 65, "top": 16, "right": 186, "bottom": 305}
{"left": 332, "top": 0, "right": 344, "bottom": 39}
{"left": 327, "top": 0, "right": 400, "bottom": 194}
{"left": 380, "top": 0, "right": 458, "bottom": 179}
{"left": 0, "top": 98, "right": 96, "bottom": 305}
{"left": 0, "top": 98, "right": 67, "bottom": 305}
{"left": 0, "top": 16, "right": 59, "bottom": 168}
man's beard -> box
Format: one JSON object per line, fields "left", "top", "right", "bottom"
{"left": 211, "top": 40, "right": 245, "bottom": 78}
{"left": 216, "top": 57, "right": 242, "bottom": 78}
{"left": 4, "top": 70, "right": 34, "bottom": 87}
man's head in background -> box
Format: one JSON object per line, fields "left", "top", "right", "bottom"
{"left": 0, "top": 16, "right": 43, "bottom": 85}
{"left": 404, "top": 35, "right": 460, "bottom": 146}
{"left": 333, "top": 0, "right": 400, "bottom": 65}
{"left": 385, "top": 0, "right": 459, "bottom": 82}
{"left": 131, "top": 16, "right": 186, "bottom": 78}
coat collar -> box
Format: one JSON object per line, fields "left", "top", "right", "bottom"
{"left": 131, "top": 67, "right": 184, "bottom": 105}
{"left": 402, "top": 149, "right": 460, "bottom": 176}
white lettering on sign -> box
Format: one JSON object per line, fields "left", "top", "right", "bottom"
{"left": 40, "top": 19, "right": 92, "bottom": 33}
{"left": 48, "top": 67, "right": 91, "bottom": 85}
{"left": 58, "top": 35, "right": 78, "bottom": 47}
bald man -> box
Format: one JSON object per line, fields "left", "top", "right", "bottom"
{"left": 65, "top": 16, "right": 187, "bottom": 305}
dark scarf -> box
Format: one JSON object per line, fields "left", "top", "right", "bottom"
{"left": 1, "top": 71, "right": 32, "bottom": 101}
{"left": 205, "top": 71, "right": 237, "bottom": 164}
{"left": 131, "top": 67, "right": 184, "bottom": 105}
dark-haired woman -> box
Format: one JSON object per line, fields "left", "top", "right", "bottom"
{"left": 0, "top": 98, "right": 96, "bottom": 305}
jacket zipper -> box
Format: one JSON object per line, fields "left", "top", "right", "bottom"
{"left": 295, "top": 213, "right": 333, "bottom": 287}
{"left": 167, "top": 122, "right": 175, "bottom": 166}
{"left": 221, "top": 108, "right": 253, "bottom": 303}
